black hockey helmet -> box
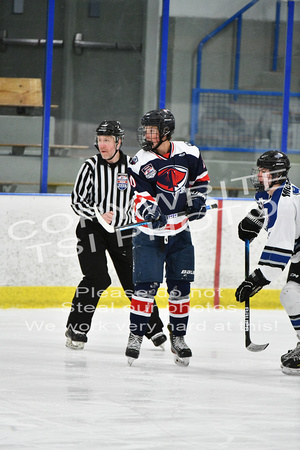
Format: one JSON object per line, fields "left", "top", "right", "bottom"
{"left": 251, "top": 150, "right": 291, "bottom": 191}
{"left": 141, "top": 109, "right": 175, "bottom": 136}
{"left": 96, "top": 120, "right": 124, "bottom": 140}
{"left": 94, "top": 120, "right": 124, "bottom": 152}
{"left": 138, "top": 109, "right": 175, "bottom": 151}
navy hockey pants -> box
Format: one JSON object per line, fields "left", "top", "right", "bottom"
{"left": 130, "top": 228, "right": 195, "bottom": 336}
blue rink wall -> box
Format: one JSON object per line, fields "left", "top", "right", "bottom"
{"left": 0, "top": 194, "right": 285, "bottom": 309}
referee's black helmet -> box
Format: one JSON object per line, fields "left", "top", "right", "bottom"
{"left": 96, "top": 120, "right": 124, "bottom": 139}
{"left": 95, "top": 120, "right": 124, "bottom": 150}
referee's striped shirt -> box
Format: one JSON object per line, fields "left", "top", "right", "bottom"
{"left": 71, "top": 151, "right": 133, "bottom": 227}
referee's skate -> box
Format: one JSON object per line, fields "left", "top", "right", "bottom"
{"left": 65, "top": 329, "right": 87, "bottom": 350}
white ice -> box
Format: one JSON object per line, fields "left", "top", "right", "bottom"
{"left": 1, "top": 307, "right": 300, "bottom": 450}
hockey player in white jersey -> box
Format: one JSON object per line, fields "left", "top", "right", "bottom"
{"left": 125, "top": 109, "right": 210, "bottom": 366}
{"left": 235, "top": 150, "right": 300, "bottom": 375}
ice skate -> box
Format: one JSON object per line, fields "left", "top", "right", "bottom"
{"left": 281, "top": 341, "right": 300, "bottom": 363}
{"left": 151, "top": 332, "right": 167, "bottom": 349}
{"left": 281, "top": 342, "right": 300, "bottom": 375}
{"left": 125, "top": 332, "right": 143, "bottom": 365}
{"left": 65, "top": 329, "right": 87, "bottom": 350}
{"left": 168, "top": 324, "right": 192, "bottom": 367}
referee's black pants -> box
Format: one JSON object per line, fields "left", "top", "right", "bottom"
{"left": 66, "top": 218, "right": 164, "bottom": 338}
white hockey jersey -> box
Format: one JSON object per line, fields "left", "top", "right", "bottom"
{"left": 255, "top": 180, "right": 300, "bottom": 282}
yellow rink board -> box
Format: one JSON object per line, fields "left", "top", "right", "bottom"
{"left": 0, "top": 286, "right": 283, "bottom": 310}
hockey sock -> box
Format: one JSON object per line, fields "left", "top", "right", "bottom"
{"left": 167, "top": 280, "right": 190, "bottom": 336}
{"left": 289, "top": 314, "right": 300, "bottom": 335}
{"left": 130, "top": 282, "right": 159, "bottom": 336}
{"left": 280, "top": 281, "right": 300, "bottom": 335}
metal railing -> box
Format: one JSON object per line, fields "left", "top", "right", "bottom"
{"left": 190, "top": 88, "right": 300, "bottom": 154}
{"left": 194, "top": 0, "right": 260, "bottom": 93}
{"left": 190, "top": 0, "right": 261, "bottom": 146}
{"left": 0, "top": 30, "right": 63, "bottom": 51}
{"left": 190, "top": 0, "right": 300, "bottom": 154}
{"left": 272, "top": 1, "right": 281, "bottom": 71}
{"left": 73, "top": 33, "right": 142, "bottom": 55}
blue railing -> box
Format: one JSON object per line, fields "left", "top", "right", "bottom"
{"left": 190, "top": 0, "right": 299, "bottom": 154}
{"left": 195, "top": 0, "right": 260, "bottom": 93}
{"left": 40, "top": 0, "right": 55, "bottom": 193}
{"left": 272, "top": 1, "right": 281, "bottom": 71}
{"left": 159, "top": 0, "right": 170, "bottom": 109}
{"left": 190, "top": 88, "right": 300, "bottom": 154}
{"left": 281, "top": 0, "right": 295, "bottom": 153}
{"left": 191, "top": 0, "right": 261, "bottom": 145}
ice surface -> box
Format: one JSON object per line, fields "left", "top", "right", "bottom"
{"left": 1, "top": 307, "right": 300, "bottom": 449}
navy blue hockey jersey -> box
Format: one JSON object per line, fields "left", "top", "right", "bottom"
{"left": 127, "top": 141, "right": 210, "bottom": 236}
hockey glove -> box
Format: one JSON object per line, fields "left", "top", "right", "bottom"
{"left": 185, "top": 193, "right": 206, "bottom": 222}
{"left": 238, "top": 208, "right": 264, "bottom": 243}
{"left": 235, "top": 269, "right": 270, "bottom": 303}
{"left": 139, "top": 201, "right": 167, "bottom": 229}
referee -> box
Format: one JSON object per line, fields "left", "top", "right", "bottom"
{"left": 65, "top": 120, "right": 166, "bottom": 350}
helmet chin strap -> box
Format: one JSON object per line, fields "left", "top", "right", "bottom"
{"left": 150, "top": 140, "right": 163, "bottom": 153}
{"left": 146, "top": 133, "right": 170, "bottom": 153}
{"left": 106, "top": 147, "right": 119, "bottom": 161}
{"left": 101, "top": 138, "right": 120, "bottom": 162}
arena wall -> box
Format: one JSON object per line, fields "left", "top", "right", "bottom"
{"left": 0, "top": 194, "right": 286, "bottom": 309}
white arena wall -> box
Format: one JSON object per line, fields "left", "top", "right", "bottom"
{"left": 0, "top": 194, "right": 286, "bottom": 309}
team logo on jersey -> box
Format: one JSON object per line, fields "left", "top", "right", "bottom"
{"left": 142, "top": 163, "right": 157, "bottom": 179}
{"left": 157, "top": 166, "right": 188, "bottom": 193}
{"left": 117, "top": 173, "right": 128, "bottom": 190}
{"left": 130, "top": 156, "right": 138, "bottom": 165}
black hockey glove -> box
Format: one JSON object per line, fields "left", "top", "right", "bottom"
{"left": 235, "top": 269, "right": 270, "bottom": 303}
{"left": 140, "top": 201, "right": 167, "bottom": 229}
{"left": 238, "top": 208, "right": 265, "bottom": 243}
{"left": 185, "top": 193, "right": 206, "bottom": 222}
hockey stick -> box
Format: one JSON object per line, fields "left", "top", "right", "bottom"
{"left": 93, "top": 206, "right": 117, "bottom": 233}
{"left": 94, "top": 203, "right": 218, "bottom": 233}
{"left": 244, "top": 239, "right": 269, "bottom": 352}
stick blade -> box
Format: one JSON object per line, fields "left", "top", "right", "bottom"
{"left": 93, "top": 206, "right": 115, "bottom": 233}
{"left": 246, "top": 342, "right": 269, "bottom": 352}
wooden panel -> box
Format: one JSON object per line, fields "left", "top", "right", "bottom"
{"left": 0, "top": 78, "right": 43, "bottom": 107}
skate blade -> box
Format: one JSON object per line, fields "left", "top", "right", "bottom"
{"left": 281, "top": 364, "right": 300, "bottom": 375}
{"left": 65, "top": 338, "right": 85, "bottom": 350}
{"left": 151, "top": 335, "right": 167, "bottom": 350}
{"left": 127, "top": 357, "right": 136, "bottom": 366}
{"left": 174, "top": 355, "right": 190, "bottom": 367}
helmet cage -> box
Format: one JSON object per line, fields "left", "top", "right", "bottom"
{"left": 251, "top": 151, "right": 290, "bottom": 192}
{"left": 138, "top": 109, "right": 175, "bottom": 151}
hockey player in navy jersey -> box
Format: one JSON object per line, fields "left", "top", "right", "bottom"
{"left": 125, "top": 109, "right": 210, "bottom": 366}
{"left": 235, "top": 150, "right": 300, "bottom": 375}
